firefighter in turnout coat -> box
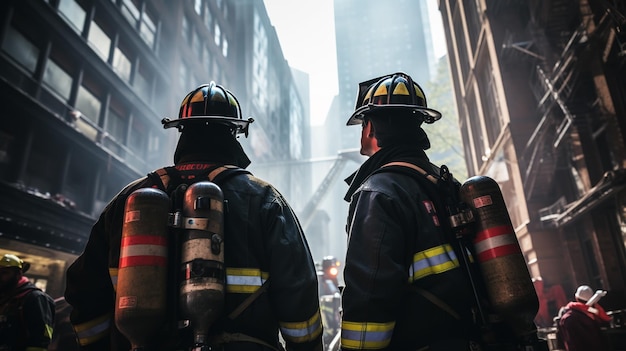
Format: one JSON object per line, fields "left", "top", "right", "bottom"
{"left": 65, "top": 82, "right": 323, "bottom": 351}
{"left": 340, "top": 73, "right": 481, "bottom": 351}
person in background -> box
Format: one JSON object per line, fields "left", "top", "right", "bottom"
{"left": 339, "top": 72, "right": 482, "bottom": 350}
{"left": 65, "top": 82, "right": 323, "bottom": 351}
{"left": 556, "top": 285, "right": 612, "bottom": 351}
{"left": 0, "top": 253, "right": 55, "bottom": 351}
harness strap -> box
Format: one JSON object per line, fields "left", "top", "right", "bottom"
{"left": 227, "top": 281, "right": 270, "bottom": 320}
{"left": 409, "top": 285, "right": 461, "bottom": 320}
{"left": 381, "top": 161, "right": 439, "bottom": 184}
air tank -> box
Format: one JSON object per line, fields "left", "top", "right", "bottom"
{"left": 115, "top": 187, "right": 170, "bottom": 350}
{"left": 459, "top": 176, "right": 539, "bottom": 338}
{"left": 179, "top": 181, "right": 226, "bottom": 349}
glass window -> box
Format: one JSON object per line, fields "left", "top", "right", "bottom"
{"left": 58, "top": 0, "right": 86, "bottom": 33}
{"left": 88, "top": 20, "right": 112, "bottom": 61}
{"left": 43, "top": 59, "right": 73, "bottom": 101}
{"left": 107, "top": 102, "right": 128, "bottom": 144}
{"left": 222, "top": 37, "right": 228, "bottom": 57}
{"left": 121, "top": 0, "right": 140, "bottom": 27}
{"left": 129, "top": 117, "right": 146, "bottom": 157}
{"left": 1, "top": 25, "right": 39, "bottom": 73}
{"left": 76, "top": 85, "right": 101, "bottom": 125}
{"left": 134, "top": 62, "right": 153, "bottom": 103}
{"left": 179, "top": 63, "right": 189, "bottom": 91}
{"left": 193, "top": 31, "right": 202, "bottom": 58}
{"left": 252, "top": 11, "right": 268, "bottom": 110}
{"left": 194, "top": 0, "right": 203, "bottom": 15}
{"left": 214, "top": 23, "right": 221, "bottom": 46}
{"left": 140, "top": 9, "right": 157, "bottom": 49}
{"left": 182, "top": 16, "right": 191, "bottom": 43}
{"left": 205, "top": 7, "right": 213, "bottom": 31}
{"left": 113, "top": 44, "right": 133, "bottom": 82}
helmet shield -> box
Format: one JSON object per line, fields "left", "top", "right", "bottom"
{"left": 346, "top": 72, "right": 442, "bottom": 126}
{"left": 162, "top": 82, "right": 254, "bottom": 136}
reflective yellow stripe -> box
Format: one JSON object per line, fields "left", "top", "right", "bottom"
{"left": 109, "top": 267, "right": 118, "bottom": 292}
{"left": 44, "top": 323, "right": 53, "bottom": 339}
{"left": 279, "top": 309, "right": 323, "bottom": 343}
{"left": 408, "top": 244, "right": 459, "bottom": 282}
{"left": 341, "top": 320, "right": 395, "bottom": 349}
{"left": 74, "top": 313, "right": 112, "bottom": 346}
{"left": 225, "top": 267, "right": 269, "bottom": 294}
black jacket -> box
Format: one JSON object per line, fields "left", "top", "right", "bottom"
{"left": 65, "top": 162, "right": 323, "bottom": 351}
{"left": 0, "top": 277, "right": 55, "bottom": 351}
{"left": 341, "top": 152, "right": 478, "bottom": 351}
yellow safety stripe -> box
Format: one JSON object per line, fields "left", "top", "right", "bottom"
{"left": 341, "top": 320, "right": 395, "bottom": 349}
{"left": 74, "top": 312, "right": 112, "bottom": 346}
{"left": 408, "top": 244, "right": 459, "bottom": 282}
{"left": 44, "top": 323, "right": 53, "bottom": 339}
{"left": 279, "top": 309, "right": 323, "bottom": 343}
{"left": 109, "top": 268, "right": 118, "bottom": 292}
{"left": 226, "top": 267, "right": 269, "bottom": 294}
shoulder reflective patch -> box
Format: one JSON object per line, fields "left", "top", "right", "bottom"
{"left": 225, "top": 267, "right": 269, "bottom": 294}
{"left": 408, "top": 244, "right": 459, "bottom": 282}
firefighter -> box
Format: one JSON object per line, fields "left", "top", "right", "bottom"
{"left": 64, "top": 82, "right": 323, "bottom": 351}
{"left": 340, "top": 72, "right": 482, "bottom": 350}
{"left": 0, "top": 253, "right": 55, "bottom": 351}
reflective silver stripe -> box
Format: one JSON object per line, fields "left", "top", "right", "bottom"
{"left": 408, "top": 244, "right": 459, "bottom": 282}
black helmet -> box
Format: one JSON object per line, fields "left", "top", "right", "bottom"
{"left": 346, "top": 72, "right": 441, "bottom": 126}
{"left": 162, "top": 82, "right": 254, "bottom": 136}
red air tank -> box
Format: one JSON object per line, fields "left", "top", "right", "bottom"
{"left": 459, "top": 176, "right": 539, "bottom": 338}
{"left": 115, "top": 187, "right": 170, "bottom": 350}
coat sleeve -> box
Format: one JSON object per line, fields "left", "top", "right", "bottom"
{"left": 22, "top": 291, "right": 55, "bottom": 349}
{"left": 262, "top": 188, "right": 323, "bottom": 351}
{"left": 64, "top": 178, "right": 148, "bottom": 350}
{"left": 340, "top": 189, "right": 408, "bottom": 351}
{"left": 64, "top": 205, "right": 117, "bottom": 350}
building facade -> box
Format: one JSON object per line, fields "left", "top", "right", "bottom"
{"left": 438, "top": 0, "right": 626, "bottom": 318}
{"left": 0, "top": 0, "right": 308, "bottom": 298}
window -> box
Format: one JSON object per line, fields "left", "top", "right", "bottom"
{"left": 1, "top": 25, "right": 39, "bottom": 74}
{"left": 113, "top": 43, "right": 133, "bottom": 83}
{"left": 179, "top": 62, "right": 189, "bottom": 91}
{"left": 182, "top": 15, "right": 191, "bottom": 44}
{"left": 214, "top": 22, "right": 221, "bottom": 46}
{"left": 121, "top": 0, "right": 140, "bottom": 26}
{"left": 193, "top": 31, "right": 202, "bottom": 58}
{"left": 88, "top": 19, "right": 112, "bottom": 61}
{"left": 194, "top": 0, "right": 203, "bottom": 15}
{"left": 134, "top": 62, "right": 153, "bottom": 103}
{"left": 106, "top": 99, "right": 128, "bottom": 144}
{"left": 129, "top": 117, "right": 147, "bottom": 158}
{"left": 222, "top": 37, "right": 228, "bottom": 57}
{"left": 205, "top": 7, "right": 213, "bottom": 31}
{"left": 76, "top": 85, "right": 102, "bottom": 125}
{"left": 252, "top": 11, "right": 268, "bottom": 110}
{"left": 43, "top": 57, "right": 73, "bottom": 102}
{"left": 139, "top": 7, "right": 157, "bottom": 49}
{"left": 58, "top": 0, "right": 86, "bottom": 33}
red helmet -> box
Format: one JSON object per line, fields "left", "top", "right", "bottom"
{"left": 347, "top": 72, "right": 441, "bottom": 126}
{"left": 162, "top": 82, "right": 254, "bottom": 136}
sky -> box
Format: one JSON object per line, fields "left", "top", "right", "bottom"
{"left": 262, "top": 0, "right": 448, "bottom": 126}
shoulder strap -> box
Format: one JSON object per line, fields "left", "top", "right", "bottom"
{"left": 380, "top": 161, "right": 440, "bottom": 185}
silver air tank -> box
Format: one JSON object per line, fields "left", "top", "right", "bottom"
{"left": 116, "top": 188, "right": 170, "bottom": 350}
{"left": 179, "top": 181, "right": 226, "bottom": 349}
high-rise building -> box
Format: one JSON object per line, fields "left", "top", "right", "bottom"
{"left": 0, "top": 0, "right": 308, "bottom": 298}
{"left": 439, "top": 0, "right": 626, "bottom": 318}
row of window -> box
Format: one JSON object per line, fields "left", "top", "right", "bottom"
{"left": 1, "top": 9, "right": 162, "bottom": 177}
